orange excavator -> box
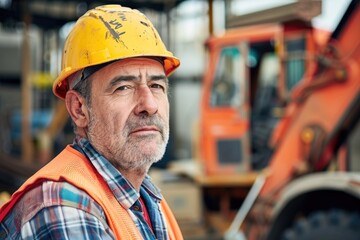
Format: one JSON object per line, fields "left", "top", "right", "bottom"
{"left": 199, "top": 0, "right": 360, "bottom": 239}
{"left": 200, "top": 0, "right": 328, "bottom": 174}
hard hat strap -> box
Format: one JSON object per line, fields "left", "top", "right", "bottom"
{"left": 69, "top": 61, "right": 114, "bottom": 90}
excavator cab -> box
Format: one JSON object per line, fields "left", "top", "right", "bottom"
{"left": 199, "top": 1, "right": 323, "bottom": 175}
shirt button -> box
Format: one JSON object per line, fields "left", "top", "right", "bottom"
{"left": 133, "top": 206, "right": 140, "bottom": 211}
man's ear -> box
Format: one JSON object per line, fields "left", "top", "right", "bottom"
{"left": 65, "top": 90, "right": 89, "bottom": 128}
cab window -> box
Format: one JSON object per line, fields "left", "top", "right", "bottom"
{"left": 210, "top": 47, "right": 242, "bottom": 107}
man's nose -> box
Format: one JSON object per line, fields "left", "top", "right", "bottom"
{"left": 134, "top": 86, "right": 158, "bottom": 116}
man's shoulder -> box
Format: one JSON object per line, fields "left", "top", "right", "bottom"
{"left": 4, "top": 180, "right": 105, "bottom": 226}
{"left": 1, "top": 181, "right": 111, "bottom": 239}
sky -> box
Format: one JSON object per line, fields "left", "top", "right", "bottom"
{"left": 312, "top": 0, "right": 352, "bottom": 30}
{"left": 231, "top": 0, "right": 352, "bottom": 31}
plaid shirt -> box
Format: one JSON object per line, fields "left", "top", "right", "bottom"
{"left": 0, "top": 137, "right": 169, "bottom": 240}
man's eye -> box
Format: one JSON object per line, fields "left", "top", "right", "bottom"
{"left": 150, "top": 84, "right": 165, "bottom": 91}
{"left": 117, "top": 85, "right": 131, "bottom": 91}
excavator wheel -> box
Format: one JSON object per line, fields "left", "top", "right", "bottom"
{"left": 281, "top": 209, "right": 360, "bottom": 240}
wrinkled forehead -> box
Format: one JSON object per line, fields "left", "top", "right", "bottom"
{"left": 95, "top": 58, "right": 166, "bottom": 78}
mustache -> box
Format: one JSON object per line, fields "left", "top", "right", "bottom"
{"left": 124, "top": 114, "right": 165, "bottom": 136}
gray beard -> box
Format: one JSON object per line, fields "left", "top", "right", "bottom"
{"left": 87, "top": 111, "right": 169, "bottom": 174}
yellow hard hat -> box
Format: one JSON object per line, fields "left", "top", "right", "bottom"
{"left": 53, "top": 5, "right": 180, "bottom": 99}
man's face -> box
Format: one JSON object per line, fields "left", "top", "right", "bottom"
{"left": 85, "top": 58, "right": 169, "bottom": 173}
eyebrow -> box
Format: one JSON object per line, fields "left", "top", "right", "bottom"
{"left": 150, "top": 74, "right": 168, "bottom": 82}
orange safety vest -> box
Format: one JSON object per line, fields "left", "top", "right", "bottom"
{"left": 0, "top": 145, "right": 183, "bottom": 240}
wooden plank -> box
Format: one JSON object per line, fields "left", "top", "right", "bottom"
{"left": 194, "top": 172, "right": 258, "bottom": 187}
{"left": 226, "top": 0, "right": 322, "bottom": 29}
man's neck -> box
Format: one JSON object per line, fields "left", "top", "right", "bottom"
{"left": 119, "top": 169, "right": 147, "bottom": 192}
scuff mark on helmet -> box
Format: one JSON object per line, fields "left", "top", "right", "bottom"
{"left": 118, "top": 12, "right": 127, "bottom": 21}
{"left": 150, "top": 26, "right": 159, "bottom": 46}
{"left": 80, "top": 49, "right": 90, "bottom": 63}
{"left": 140, "top": 21, "right": 149, "bottom": 27}
{"left": 109, "top": 19, "right": 123, "bottom": 29}
{"left": 99, "top": 16, "right": 125, "bottom": 43}
{"left": 88, "top": 12, "right": 98, "bottom": 19}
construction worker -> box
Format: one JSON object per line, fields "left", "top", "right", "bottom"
{"left": 0, "top": 5, "right": 182, "bottom": 240}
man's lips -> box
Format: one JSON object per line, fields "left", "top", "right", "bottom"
{"left": 130, "top": 126, "right": 161, "bottom": 135}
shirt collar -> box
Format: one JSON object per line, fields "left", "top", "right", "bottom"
{"left": 73, "top": 136, "right": 163, "bottom": 209}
